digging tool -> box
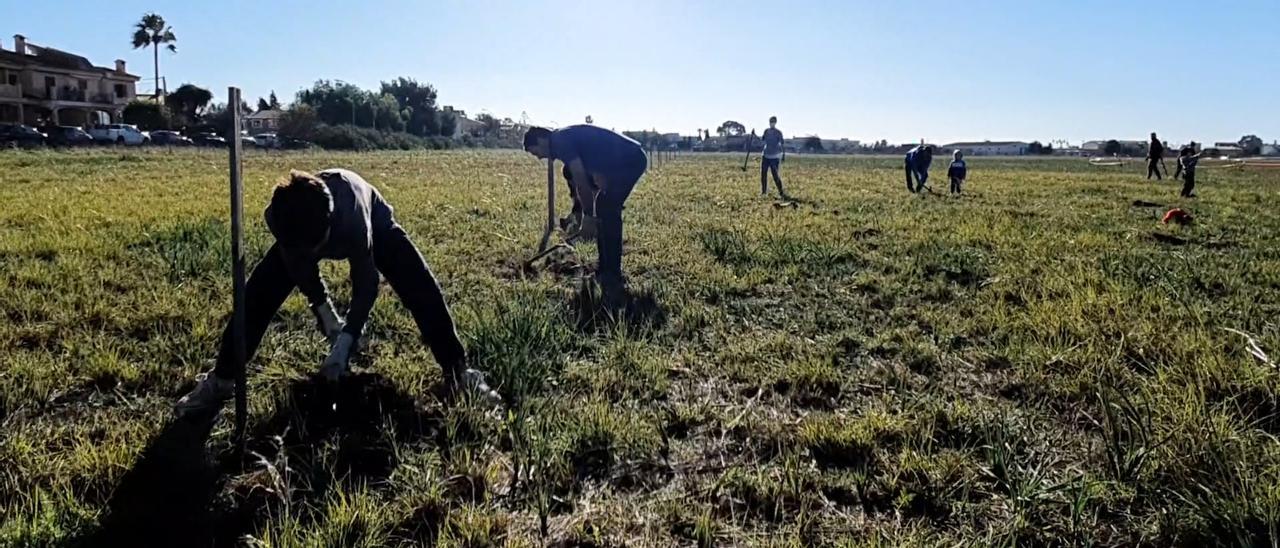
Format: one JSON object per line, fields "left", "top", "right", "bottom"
{"left": 227, "top": 87, "right": 248, "bottom": 458}
{"left": 739, "top": 131, "right": 756, "bottom": 171}
{"left": 525, "top": 158, "right": 585, "bottom": 269}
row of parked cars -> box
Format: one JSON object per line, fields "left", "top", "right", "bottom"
{"left": 0, "top": 123, "right": 310, "bottom": 150}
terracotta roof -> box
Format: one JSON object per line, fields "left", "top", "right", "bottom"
{"left": 0, "top": 39, "right": 137, "bottom": 78}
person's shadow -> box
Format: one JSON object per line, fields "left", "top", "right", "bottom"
{"left": 83, "top": 373, "right": 444, "bottom": 547}
{"left": 80, "top": 410, "right": 223, "bottom": 547}
{"left": 569, "top": 280, "right": 668, "bottom": 334}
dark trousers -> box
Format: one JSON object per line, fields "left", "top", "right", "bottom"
{"left": 595, "top": 152, "right": 647, "bottom": 287}
{"left": 1181, "top": 172, "right": 1196, "bottom": 197}
{"left": 905, "top": 161, "right": 926, "bottom": 192}
{"left": 213, "top": 225, "right": 465, "bottom": 380}
{"left": 1147, "top": 158, "right": 1162, "bottom": 180}
{"left": 761, "top": 157, "right": 785, "bottom": 195}
{"left": 950, "top": 177, "right": 962, "bottom": 194}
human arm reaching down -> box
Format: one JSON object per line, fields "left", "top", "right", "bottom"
{"left": 319, "top": 252, "right": 379, "bottom": 381}
{"left": 565, "top": 157, "right": 601, "bottom": 240}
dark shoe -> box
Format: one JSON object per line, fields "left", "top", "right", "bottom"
{"left": 174, "top": 372, "right": 234, "bottom": 418}
{"left": 598, "top": 276, "right": 627, "bottom": 311}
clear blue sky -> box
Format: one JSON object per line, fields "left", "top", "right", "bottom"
{"left": 6, "top": 0, "right": 1277, "bottom": 145}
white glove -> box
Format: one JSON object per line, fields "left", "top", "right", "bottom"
{"left": 575, "top": 214, "right": 599, "bottom": 241}
{"left": 319, "top": 332, "right": 355, "bottom": 382}
{"left": 312, "top": 301, "right": 345, "bottom": 341}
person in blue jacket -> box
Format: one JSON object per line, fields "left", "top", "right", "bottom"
{"left": 947, "top": 150, "right": 967, "bottom": 195}
{"left": 905, "top": 145, "right": 934, "bottom": 193}
{"left": 524, "top": 125, "right": 648, "bottom": 305}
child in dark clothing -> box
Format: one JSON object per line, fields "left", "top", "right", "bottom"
{"left": 1175, "top": 147, "right": 1203, "bottom": 198}
{"left": 947, "top": 150, "right": 967, "bottom": 194}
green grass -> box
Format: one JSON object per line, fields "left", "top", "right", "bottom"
{"left": 1, "top": 148, "right": 1278, "bottom": 546}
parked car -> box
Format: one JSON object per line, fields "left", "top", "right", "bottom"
{"left": 40, "top": 126, "right": 95, "bottom": 147}
{"left": 278, "top": 136, "right": 313, "bottom": 150}
{"left": 0, "top": 124, "right": 47, "bottom": 148}
{"left": 191, "top": 133, "right": 227, "bottom": 148}
{"left": 240, "top": 134, "right": 257, "bottom": 148}
{"left": 253, "top": 133, "right": 280, "bottom": 149}
{"left": 89, "top": 124, "right": 148, "bottom": 146}
{"left": 150, "top": 130, "right": 193, "bottom": 146}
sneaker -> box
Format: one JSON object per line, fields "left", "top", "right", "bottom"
{"left": 174, "top": 372, "right": 235, "bottom": 418}
{"left": 446, "top": 368, "right": 502, "bottom": 405}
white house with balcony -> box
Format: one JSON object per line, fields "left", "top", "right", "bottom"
{"left": 0, "top": 34, "right": 140, "bottom": 127}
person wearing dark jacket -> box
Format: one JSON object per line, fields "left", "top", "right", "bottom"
{"left": 175, "top": 169, "right": 498, "bottom": 416}
{"left": 760, "top": 116, "right": 788, "bottom": 198}
{"left": 947, "top": 150, "right": 967, "bottom": 194}
{"left": 905, "top": 145, "right": 934, "bottom": 193}
{"left": 1147, "top": 132, "right": 1165, "bottom": 180}
{"left": 1176, "top": 146, "right": 1203, "bottom": 198}
{"left": 524, "top": 125, "right": 648, "bottom": 305}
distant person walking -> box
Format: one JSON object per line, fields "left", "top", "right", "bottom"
{"left": 904, "top": 145, "right": 934, "bottom": 193}
{"left": 947, "top": 150, "right": 967, "bottom": 195}
{"left": 760, "top": 116, "right": 788, "bottom": 198}
{"left": 1147, "top": 132, "right": 1165, "bottom": 180}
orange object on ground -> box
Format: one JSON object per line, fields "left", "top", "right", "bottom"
{"left": 1162, "top": 208, "right": 1192, "bottom": 225}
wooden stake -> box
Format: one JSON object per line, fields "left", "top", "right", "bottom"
{"left": 228, "top": 87, "right": 247, "bottom": 458}
{"left": 537, "top": 157, "right": 555, "bottom": 253}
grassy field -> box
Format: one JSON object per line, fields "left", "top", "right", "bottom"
{"left": 1, "top": 148, "right": 1278, "bottom": 546}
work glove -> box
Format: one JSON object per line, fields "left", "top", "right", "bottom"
{"left": 311, "top": 300, "right": 345, "bottom": 342}
{"left": 575, "top": 214, "right": 599, "bottom": 242}
{"left": 319, "top": 332, "right": 356, "bottom": 382}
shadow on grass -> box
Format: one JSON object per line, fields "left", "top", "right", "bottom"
{"left": 85, "top": 373, "right": 444, "bottom": 547}
{"left": 82, "top": 410, "right": 221, "bottom": 547}
{"left": 570, "top": 280, "right": 668, "bottom": 334}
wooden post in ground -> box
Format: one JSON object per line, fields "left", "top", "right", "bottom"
{"left": 227, "top": 87, "right": 248, "bottom": 458}
{"left": 538, "top": 157, "right": 555, "bottom": 253}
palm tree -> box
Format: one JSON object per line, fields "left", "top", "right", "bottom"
{"left": 131, "top": 13, "right": 177, "bottom": 99}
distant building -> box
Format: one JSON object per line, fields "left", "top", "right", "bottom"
{"left": 0, "top": 34, "right": 139, "bottom": 126}
{"left": 243, "top": 108, "right": 282, "bottom": 135}
{"left": 943, "top": 141, "right": 1031, "bottom": 156}
{"left": 1262, "top": 143, "right": 1280, "bottom": 156}
{"left": 442, "top": 106, "right": 483, "bottom": 138}
{"left": 1205, "top": 143, "right": 1245, "bottom": 158}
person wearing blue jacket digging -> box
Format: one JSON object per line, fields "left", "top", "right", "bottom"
{"left": 524, "top": 125, "right": 648, "bottom": 308}
{"left": 905, "top": 145, "right": 934, "bottom": 193}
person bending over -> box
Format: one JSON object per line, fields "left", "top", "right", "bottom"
{"left": 524, "top": 125, "right": 648, "bottom": 305}
{"left": 905, "top": 145, "right": 934, "bottom": 193}
{"left": 176, "top": 169, "right": 497, "bottom": 416}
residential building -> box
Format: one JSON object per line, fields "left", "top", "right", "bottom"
{"left": 1262, "top": 143, "right": 1279, "bottom": 156}
{"left": 243, "top": 108, "right": 282, "bottom": 135}
{"left": 443, "top": 106, "right": 484, "bottom": 138}
{"left": 0, "top": 35, "right": 139, "bottom": 126}
{"left": 943, "top": 141, "right": 1031, "bottom": 156}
